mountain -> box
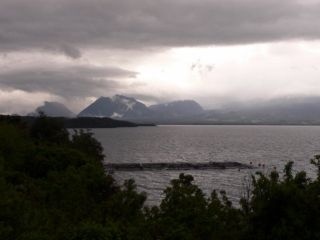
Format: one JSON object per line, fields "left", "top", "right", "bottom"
{"left": 78, "top": 95, "right": 153, "bottom": 120}
{"left": 33, "top": 101, "right": 75, "bottom": 118}
{"left": 200, "top": 97, "right": 320, "bottom": 124}
{"left": 77, "top": 95, "right": 320, "bottom": 124}
{"left": 78, "top": 95, "right": 205, "bottom": 121}
{"left": 150, "top": 100, "right": 204, "bottom": 119}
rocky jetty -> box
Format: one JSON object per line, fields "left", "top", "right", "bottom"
{"left": 104, "top": 161, "right": 254, "bottom": 172}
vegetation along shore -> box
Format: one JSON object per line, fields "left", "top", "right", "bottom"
{"left": 1, "top": 115, "right": 320, "bottom": 240}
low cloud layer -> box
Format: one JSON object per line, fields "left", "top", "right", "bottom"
{"left": 0, "top": 64, "right": 137, "bottom": 98}
{"left": 1, "top": 0, "right": 320, "bottom": 55}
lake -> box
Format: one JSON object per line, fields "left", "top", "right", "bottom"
{"left": 92, "top": 125, "right": 320, "bottom": 205}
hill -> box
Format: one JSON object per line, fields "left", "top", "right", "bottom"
{"left": 32, "top": 101, "right": 75, "bottom": 118}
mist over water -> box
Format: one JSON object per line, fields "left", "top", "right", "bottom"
{"left": 93, "top": 125, "right": 320, "bottom": 205}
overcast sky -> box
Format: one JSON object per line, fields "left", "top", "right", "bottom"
{"left": 1, "top": 0, "right": 320, "bottom": 114}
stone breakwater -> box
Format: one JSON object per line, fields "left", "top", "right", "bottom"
{"left": 104, "top": 161, "right": 255, "bottom": 172}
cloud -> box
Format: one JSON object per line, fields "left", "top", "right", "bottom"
{"left": 59, "top": 44, "right": 82, "bottom": 59}
{"left": 125, "top": 93, "right": 168, "bottom": 104}
{"left": 0, "top": 90, "right": 59, "bottom": 115}
{"left": 190, "top": 61, "right": 215, "bottom": 74}
{"left": 0, "top": 0, "right": 320, "bottom": 55}
{"left": 2, "top": 0, "right": 320, "bottom": 114}
{"left": 0, "top": 64, "right": 138, "bottom": 98}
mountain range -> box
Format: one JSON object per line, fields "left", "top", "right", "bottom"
{"left": 78, "top": 95, "right": 204, "bottom": 121}
{"left": 31, "top": 95, "right": 320, "bottom": 125}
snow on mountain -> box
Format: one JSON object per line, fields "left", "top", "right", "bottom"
{"left": 111, "top": 112, "right": 124, "bottom": 118}
{"left": 78, "top": 95, "right": 153, "bottom": 119}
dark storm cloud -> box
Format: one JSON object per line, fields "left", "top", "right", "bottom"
{"left": 0, "top": 0, "right": 320, "bottom": 55}
{"left": 0, "top": 65, "right": 137, "bottom": 98}
{"left": 59, "top": 45, "right": 82, "bottom": 59}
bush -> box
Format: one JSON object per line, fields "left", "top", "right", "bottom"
{"left": 2, "top": 116, "right": 320, "bottom": 240}
{"left": 0, "top": 117, "right": 145, "bottom": 240}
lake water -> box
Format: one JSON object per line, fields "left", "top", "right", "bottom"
{"left": 92, "top": 125, "right": 320, "bottom": 205}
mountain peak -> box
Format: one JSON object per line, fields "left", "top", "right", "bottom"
{"left": 96, "top": 96, "right": 110, "bottom": 101}
{"left": 32, "top": 101, "right": 75, "bottom": 118}
{"left": 112, "top": 94, "right": 136, "bottom": 102}
{"left": 78, "top": 95, "right": 152, "bottom": 119}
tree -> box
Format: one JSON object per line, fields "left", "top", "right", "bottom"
{"left": 30, "top": 112, "right": 69, "bottom": 144}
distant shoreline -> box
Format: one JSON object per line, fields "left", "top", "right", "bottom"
{"left": 0, "top": 115, "right": 156, "bottom": 128}
{"left": 4, "top": 115, "right": 320, "bottom": 127}
{"left": 153, "top": 122, "right": 320, "bottom": 126}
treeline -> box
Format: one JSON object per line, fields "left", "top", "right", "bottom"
{"left": 0, "top": 114, "right": 155, "bottom": 129}
{"left": 1, "top": 115, "right": 320, "bottom": 240}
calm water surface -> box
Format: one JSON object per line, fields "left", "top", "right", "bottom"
{"left": 92, "top": 125, "right": 320, "bottom": 205}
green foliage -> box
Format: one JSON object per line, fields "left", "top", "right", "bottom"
{"left": 30, "top": 113, "right": 69, "bottom": 144}
{"left": 2, "top": 116, "right": 320, "bottom": 240}
{"left": 311, "top": 155, "right": 320, "bottom": 178}
{"left": 71, "top": 129, "right": 105, "bottom": 162}
{"left": 0, "top": 116, "right": 145, "bottom": 240}
{"left": 150, "top": 174, "right": 208, "bottom": 239}
{"left": 242, "top": 162, "right": 319, "bottom": 240}
{"left": 144, "top": 174, "right": 241, "bottom": 240}
{"left": 68, "top": 223, "right": 112, "bottom": 240}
